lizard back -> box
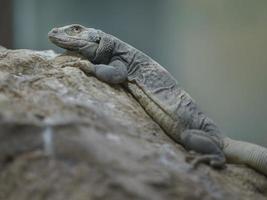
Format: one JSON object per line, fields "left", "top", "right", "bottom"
{"left": 110, "top": 37, "right": 207, "bottom": 137}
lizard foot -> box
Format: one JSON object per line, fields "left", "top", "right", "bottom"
{"left": 181, "top": 129, "right": 226, "bottom": 169}
{"left": 60, "top": 60, "right": 95, "bottom": 75}
{"left": 186, "top": 153, "right": 225, "bottom": 169}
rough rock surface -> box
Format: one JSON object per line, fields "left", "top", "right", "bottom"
{"left": 0, "top": 48, "right": 266, "bottom": 200}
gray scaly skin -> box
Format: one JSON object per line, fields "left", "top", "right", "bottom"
{"left": 48, "top": 24, "right": 267, "bottom": 175}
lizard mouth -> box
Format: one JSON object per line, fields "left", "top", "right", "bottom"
{"left": 48, "top": 35, "right": 90, "bottom": 50}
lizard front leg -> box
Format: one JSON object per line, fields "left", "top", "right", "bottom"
{"left": 60, "top": 59, "right": 128, "bottom": 85}
{"left": 93, "top": 60, "right": 128, "bottom": 84}
{"left": 181, "top": 129, "right": 226, "bottom": 168}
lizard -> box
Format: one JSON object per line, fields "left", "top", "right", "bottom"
{"left": 48, "top": 24, "right": 267, "bottom": 175}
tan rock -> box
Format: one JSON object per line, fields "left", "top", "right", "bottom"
{"left": 0, "top": 49, "right": 266, "bottom": 200}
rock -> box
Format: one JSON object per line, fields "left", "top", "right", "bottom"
{"left": 0, "top": 48, "right": 266, "bottom": 200}
{"left": 0, "top": 46, "right": 6, "bottom": 50}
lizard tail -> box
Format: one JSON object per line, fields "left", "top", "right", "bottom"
{"left": 223, "top": 137, "right": 267, "bottom": 176}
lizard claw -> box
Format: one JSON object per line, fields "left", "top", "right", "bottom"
{"left": 60, "top": 61, "right": 80, "bottom": 68}
{"left": 186, "top": 153, "right": 226, "bottom": 169}
{"left": 60, "top": 60, "right": 95, "bottom": 75}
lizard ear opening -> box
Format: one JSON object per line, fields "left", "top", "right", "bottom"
{"left": 95, "top": 37, "right": 101, "bottom": 44}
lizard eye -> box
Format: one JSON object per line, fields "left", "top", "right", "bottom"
{"left": 72, "top": 26, "right": 81, "bottom": 33}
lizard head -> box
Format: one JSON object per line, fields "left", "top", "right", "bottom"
{"left": 48, "top": 24, "right": 101, "bottom": 60}
{"left": 49, "top": 24, "right": 114, "bottom": 63}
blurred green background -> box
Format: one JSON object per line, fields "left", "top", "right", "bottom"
{"left": 1, "top": 0, "right": 266, "bottom": 146}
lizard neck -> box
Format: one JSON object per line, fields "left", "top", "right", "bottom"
{"left": 107, "top": 35, "right": 153, "bottom": 66}
{"left": 92, "top": 33, "right": 114, "bottom": 64}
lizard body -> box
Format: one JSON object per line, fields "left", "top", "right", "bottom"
{"left": 49, "top": 24, "right": 267, "bottom": 175}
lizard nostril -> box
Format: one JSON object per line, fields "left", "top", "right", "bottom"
{"left": 52, "top": 28, "right": 59, "bottom": 34}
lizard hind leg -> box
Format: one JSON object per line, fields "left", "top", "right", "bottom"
{"left": 181, "top": 129, "right": 226, "bottom": 168}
